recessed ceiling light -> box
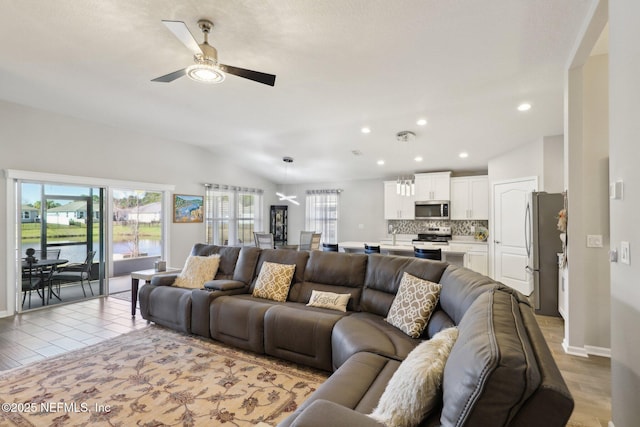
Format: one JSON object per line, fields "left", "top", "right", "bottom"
{"left": 517, "top": 103, "right": 532, "bottom": 112}
{"left": 377, "top": 160, "right": 385, "bottom": 166}
{"left": 361, "top": 127, "right": 371, "bottom": 134}
{"left": 414, "top": 156, "right": 423, "bottom": 162}
{"left": 417, "top": 119, "right": 427, "bottom": 126}
{"left": 459, "top": 152, "right": 469, "bottom": 158}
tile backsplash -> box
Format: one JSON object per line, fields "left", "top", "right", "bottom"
{"left": 388, "top": 219, "right": 489, "bottom": 237}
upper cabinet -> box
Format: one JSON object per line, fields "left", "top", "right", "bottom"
{"left": 414, "top": 172, "right": 451, "bottom": 201}
{"left": 450, "top": 176, "right": 489, "bottom": 220}
{"left": 384, "top": 181, "right": 416, "bottom": 220}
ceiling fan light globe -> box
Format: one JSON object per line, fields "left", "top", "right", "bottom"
{"left": 186, "top": 64, "right": 225, "bottom": 84}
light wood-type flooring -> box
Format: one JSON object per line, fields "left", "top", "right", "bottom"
{"left": 0, "top": 280, "right": 611, "bottom": 426}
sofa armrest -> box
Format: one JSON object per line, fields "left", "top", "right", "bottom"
{"left": 204, "top": 279, "right": 246, "bottom": 291}
{"left": 150, "top": 274, "right": 179, "bottom": 286}
{"left": 290, "top": 400, "right": 384, "bottom": 427}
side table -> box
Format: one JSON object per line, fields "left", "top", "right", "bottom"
{"left": 130, "top": 268, "right": 180, "bottom": 317}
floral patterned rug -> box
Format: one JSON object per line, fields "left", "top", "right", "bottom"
{"left": 0, "top": 326, "right": 328, "bottom": 426}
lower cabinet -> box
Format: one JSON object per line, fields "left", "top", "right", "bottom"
{"left": 464, "top": 251, "right": 488, "bottom": 276}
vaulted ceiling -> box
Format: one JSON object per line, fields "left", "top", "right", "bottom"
{"left": 0, "top": 0, "right": 595, "bottom": 183}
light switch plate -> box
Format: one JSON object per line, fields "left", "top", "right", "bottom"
{"left": 587, "top": 235, "right": 603, "bottom": 248}
{"left": 621, "top": 241, "right": 630, "bottom": 265}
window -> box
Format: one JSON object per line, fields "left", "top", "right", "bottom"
{"left": 205, "top": 185, "right": 263, "bottom": 246}
{"left": 112, "top": 189, "right": 164, "bottom": 260}
{"left": 305, "top": 190, "right": 341, "bottom": 244}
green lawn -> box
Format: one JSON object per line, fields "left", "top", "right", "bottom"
{"left": 21, "top": 223, "right": 161, "bottom": 242}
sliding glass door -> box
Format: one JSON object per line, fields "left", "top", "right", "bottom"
{"left": 19, "top": 182, "right": 105, "bottom": 311}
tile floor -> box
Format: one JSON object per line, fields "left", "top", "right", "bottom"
{"left": 0, "top": 286, "right": 146, "bottom": 371}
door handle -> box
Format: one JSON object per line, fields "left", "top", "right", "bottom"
{"left": 494, "top": 240, "right": 501, "bottom": 244}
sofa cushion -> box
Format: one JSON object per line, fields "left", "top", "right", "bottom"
{"left": 306, "top": 290, "right": 351, "bottom": 312}
{"left": 264, "top": 305, "right": 346, "bottom": 371}
{"left": 173, "top": 255, "right": 221, "bottom": 289}
{"left": 288, "top": 251, "right": 368, "bottom": 311}
{"left": 369, "top": 327, "right": 458, "bottom": 427}
{"left": 278, "top": 351, "right": 401, "bottom": 427}
{"left": 190, "top": 243, "right": 241, "bottom": 280}
{"left": 331, "top": 312, "right": 420, "bottom": 370}
{"left": 440, "top": 288, "right": 541, "bottom": 427}
{"left": 438, "top": 264, "right": 497, "bottom": 324}
{"left": 250, "top": 249, "right": 310, "bottom": 292}
{"left": 252, "top": 261, "right": 296, "bottom": 302}
{"left": 361, "top": 255, "right": 448, "bottom": 317}
{"left": 385, "top": 272, "right": 442, "bottom": 338}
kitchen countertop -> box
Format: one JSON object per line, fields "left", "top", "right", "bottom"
{"left": 339, "top": 240, "right": 486, "bottom": 255}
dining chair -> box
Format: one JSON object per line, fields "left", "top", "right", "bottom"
{"left": 414, "top": 247, "right": 442, "bottom": 260}
{"left": 364, "top": 244, "right": 381, "bottom": 254}
{"left": 298, "top": 231, "right": 314, "bottom": 251}
{"left": 322, "top": 243, "right": 339, "bottom": 252}
{"left": 310, "top": 233, "right": 322, "bottom": 250}
{"left": 51, "top": 250, "right": 96, "bottom": 297}
{"left": 254, "top": 232, "right": 275, "bottom": 249}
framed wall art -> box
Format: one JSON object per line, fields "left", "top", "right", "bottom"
{"left": 173, "top": 194, "right": 204, "bottom": 223}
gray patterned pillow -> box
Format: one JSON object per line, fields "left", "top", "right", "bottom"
{"left": 252, "top": 262, "right": 296, "bottom": 302}
{"left": 386, "top": 272, "right": 442, "bottom": 338}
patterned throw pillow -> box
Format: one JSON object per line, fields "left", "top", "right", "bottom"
{"left": 306, "top": 290, "right": 351, "bottom": 312}
{"left": 385, "top": 272, "right": 442, "bottom": 338}
{"left": 173, "top": 255, "right": 221, "bottom": 289}
{"left": 369, "top": 327, "right": 459, "bottom": 427}
{"left": 252, "top": 262, "right": 296, "bottom": 302}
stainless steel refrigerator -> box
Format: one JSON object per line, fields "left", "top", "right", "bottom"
{"left": 525, "top": 192, "right": 564, "bottom": 317}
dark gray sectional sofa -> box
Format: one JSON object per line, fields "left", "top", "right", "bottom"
{"left": 139, "top": 244, "right": 574, "bottom": 426}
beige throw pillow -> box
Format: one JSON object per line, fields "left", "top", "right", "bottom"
{"left": 252, "top": 261, "right": 296, "bottom": 302}
{"left": 306, "top": 290, "right": 351, "bottom": 312}
{"left": 369, "top": 327, "right": 459, "bottom": 427}
{"left": 386, "top": 272, "right": 442, "bottom": 338}
{"left": 173, "top": 255, "right": 221, "bottom": 289}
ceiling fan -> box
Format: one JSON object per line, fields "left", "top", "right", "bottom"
{"left": 152, "top": 19, "right": 276, "bottom": 86}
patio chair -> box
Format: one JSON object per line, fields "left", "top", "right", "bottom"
{"left": 21, "top": 263, "right": 46, "bottom": 308}
{"left": 51, "top": 251, "right": 96, "bottom": 297}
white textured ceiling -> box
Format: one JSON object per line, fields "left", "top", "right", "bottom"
{"left": 0, "top": 0, "right": 594, "bottom": 184}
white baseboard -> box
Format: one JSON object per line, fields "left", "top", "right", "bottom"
{"left": 562, "top": 339, "right": 589, "bottom": 357}
{"left": 562, "top": 339, "right": 611, "bottom": 358}
{"left": 0, "top": 310, "right": 9, "bottom": 319}
{"left": 585, "top": 345, "right": 612, "bottom": 358}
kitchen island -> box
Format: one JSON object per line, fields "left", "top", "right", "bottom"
{"left": 338, "top": 239, "right": 489, "bottom": 275}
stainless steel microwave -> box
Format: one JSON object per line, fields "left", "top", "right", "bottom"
{"left": 415, "top": 201, "right": 450, "bottom": 220}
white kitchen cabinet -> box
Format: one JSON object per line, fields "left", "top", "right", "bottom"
{"left": 464, "top": 251, "right": 488, "bottom": 276}
{"left": 384, "top": 181, "right": 415, "bottom": 220}
{"left": 450, "top": 241, "right": 488, "bottom": 275}
{"left": 450, "top": 176, "right": 489, "bottom": 220}
{"left": 414, "top": 172, "right": 451, "bottom": 201}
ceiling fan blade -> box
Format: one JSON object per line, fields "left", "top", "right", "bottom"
{"left": 151, "top": 68, "right": 187, "bottom": 83}
{"left": 219, "top": 64, "right": 276, "bottom": 86}
{"left": 162, "top": 20, "right": 203, "bottom": 55}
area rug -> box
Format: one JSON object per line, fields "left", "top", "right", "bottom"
{"left": 0, "top": 326, "right": 328, "bottom": 426}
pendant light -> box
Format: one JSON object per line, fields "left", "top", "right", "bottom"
{"left": 276, "top": 157, "right": 300, "bottom": 205}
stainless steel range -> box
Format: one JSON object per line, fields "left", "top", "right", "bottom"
{"left": 412, "top": 226, "right": 452, "bottom": 244}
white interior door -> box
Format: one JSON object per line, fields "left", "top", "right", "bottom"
{"left": 493, "top": 177, "right": 537, "bottom": 295}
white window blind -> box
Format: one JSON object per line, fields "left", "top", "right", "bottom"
{"left": 305, "top": 189, "right": 341, "bottom": 244}
{"left": 205, "top": 184, "right": 263, "bottom": 246}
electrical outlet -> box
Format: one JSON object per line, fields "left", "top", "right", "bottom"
{"left": 620, "top": 241, "right": 630, "bottom": 265}
{"left": 587, "top": 235, "right": 603, "bottom": 248}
